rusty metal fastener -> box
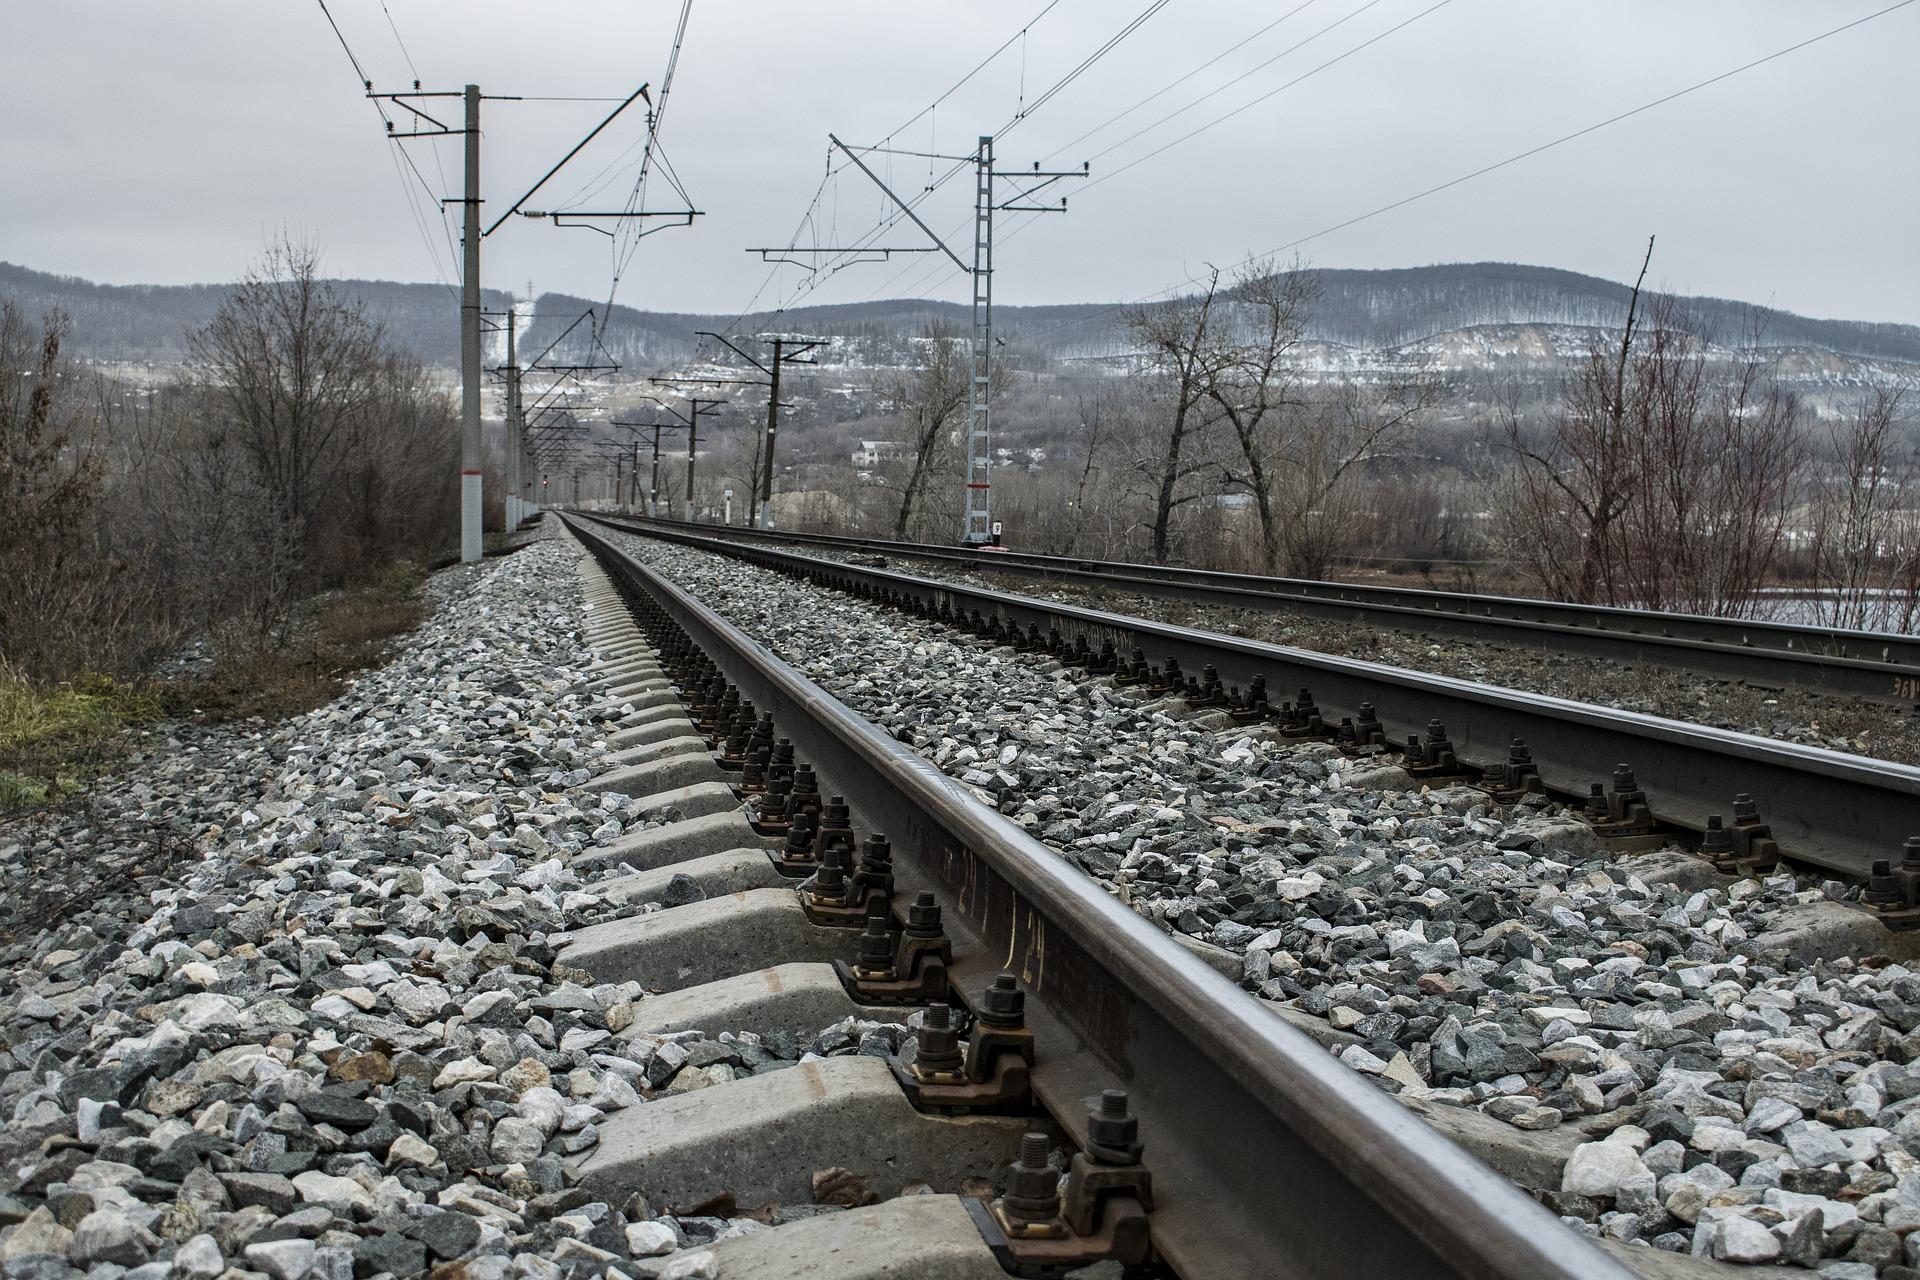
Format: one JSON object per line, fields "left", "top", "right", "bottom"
{"left": 1001, "top": 1132, "right": 1064, "bottom": 1229}
{"left": 912, "top": 1002, "right": 966, "bottom": 1079}
{"left": 815, "top": 795, "right": 856, "bottom": 859}
{"left": 1085, "top": 1088, "right": 1142, "bottom": 1164}
{"left": 852, "top": 905, "right": 895, "bottom": 976}
{"left": 837, "top": 889, "right": 951, "bottom": 1003}
{"left": 1700, "top": 815, "right": 1733, "bottom": 861}
{"left": 1866, "top": 859, "right": 1905, "bottom": 909}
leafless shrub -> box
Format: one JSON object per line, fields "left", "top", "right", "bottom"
{"left": 1803, "top": 385, "right": 1920, "bottom": 631}
{"left": 1498, "top": 240, "right": 1808, "bottom": 616}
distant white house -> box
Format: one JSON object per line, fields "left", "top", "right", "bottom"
{"left": 852, "top": 440, "right": 908, "bottom": 468}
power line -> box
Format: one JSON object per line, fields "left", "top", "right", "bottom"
{"left": 606, "top": 0, "right": 696, "bottom": 315}
{"left": 316, "top": 0, "right": 370, "bottom": 82}
{"left": 906, "top": 0, "right": 1450, "bottom": 302}
{"left": 377, "top": 0, "right": 421, "bottom": 82}
{"left": 1002, "top": 0, "right": 1172, "bottom": 132}
{"left": 733, "top": 0, "right": 1074, "bottom": 322}
{"left": 1080, "top": 0, "right": 1393, "bottom": 168}
{"left": 880, "top": 0, "right": 1065, "bottom": 150}
{"left": 1041, "top": 0, "right": 1326, "bottom": 163}
{"left": 1013, "top": 0, "right": 1920, "bottom": 348}
{"left": 752, "top": 0, "right": 1170, "bottom": 323}
{"left": 313, "top": 0, "right": 457, "bottom": 294}
{"left": 1088, "top": 0, "right": 1453, "bottom": 185}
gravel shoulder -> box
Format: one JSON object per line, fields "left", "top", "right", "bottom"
{"left": 0, "top": 529, "right": 933, "bottom": 1280}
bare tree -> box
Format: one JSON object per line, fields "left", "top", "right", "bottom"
{"left": 1270, "top": 375, "right": 1442, "bottom": 578}
{"left": 1501, "top": 239, "right": 1810, "bottom": 615}
{"left": 1206, "top": 260, "right": 1318, "bottom": 573}
{"left": 187, "top": 238, "right": 389, "bottom": 607}
{"left": 1124, "top": 270, "right": 1228, "bottom": 562}
{"left": 1059, "top": 386, "right": 1121, "bottom": 555}
{"left": 872, "top": 321, "right": 972, "bottom": 538}
{"left": 0, "top": 305, "right": 113, "bottom": 678}
{"left": 1500, "top": 239, "right": 1654, "bottom": 604}
{"left": 1614, "top": 300, "right": 1806, "bottom": 615}
{"left": 1806, "top": 386, "right": 1920, "bottom": 631}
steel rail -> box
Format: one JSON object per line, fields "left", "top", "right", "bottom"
{"left": 565, "top": 514, "right": 1632, "bottom": 1280}
{"left": 585, "top": 516, "right": 1920, "bottom": 881}
{"left": 594, "top": 513, "right": 1920, "bottom": 706}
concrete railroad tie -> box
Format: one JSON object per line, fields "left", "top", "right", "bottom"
{"left": 564, "top": 538, "right": 1034, "bottom": 1278}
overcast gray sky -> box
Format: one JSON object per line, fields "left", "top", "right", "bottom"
{"left": 3, "top": 1, "right": 1914, "bottom": 323}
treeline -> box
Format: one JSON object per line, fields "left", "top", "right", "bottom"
{"left": 24, "top": 257, "right": 1920, "bottom": 371}
{"left": 0, "top": 261, "right": 510, "bottom": 366}
{"left": 0, "top": 239, "right": 458, "bottom": 687}
{"left": 791, "top": 250, "right": 1920, "bottom": 630}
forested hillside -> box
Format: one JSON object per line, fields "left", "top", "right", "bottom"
{"left": 0, "top": 262, "right": 511, "bottom": 364}
{"left": 10, "top": 258, "right": 1919, "bottom": 369}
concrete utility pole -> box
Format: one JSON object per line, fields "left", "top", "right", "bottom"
{"left": 366, "top": 77, "right": 663, "bottom": 549}
{"left": 758, "top": 338, "right": 784, "bottom": 529}
{"left": 460, "top": 84, "right": 483, "bottom": 562}
{"left": 504, "top": 308, "right": 521, "bottom": 531}
{"left": 663, "top": 332, "right": 817, "bottom": 529}
{"left": 612, "top": 417, "right": 690, "bottom": 518}
{"left": 628, "top": 393, "right": 722, "bottom": 520}
{"left": 648, "top": 425, "right": 664, "bottom": 515}
{"left": 684, "top": 399, "right": 703, "bottom": 520}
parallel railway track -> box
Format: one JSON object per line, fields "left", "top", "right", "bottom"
{"left": 566, "top": 513, "right": 1634, "bottom": 1280}
{"left": 580, "top": 514, "right": 1920, "bottom": 887}
{"left": 598, "top": 514, "right": 1920, "bottom": 708}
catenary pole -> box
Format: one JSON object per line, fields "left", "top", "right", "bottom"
{"left": 459, "top": 84, "right": 484, "bottom": 561}
{"left": 757, "top": 338, "right": 783, "bottom": 529}
{"left": 685, "top": 399, "right": 701, "bottom": 520}
{"left": 504, "top": 309, "right": 521, "bottom": 531}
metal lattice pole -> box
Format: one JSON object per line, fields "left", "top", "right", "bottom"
{"left": 963, "top": 136, "right": 996, "bottom": 546}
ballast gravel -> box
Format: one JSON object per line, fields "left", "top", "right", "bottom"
{"left": 613, "top": 530, "right": 1920, "bottom": 1274}
{"left": 0, "top": 531, "right": 918, "bottom": 1280}
{"left": 750, "top": 540, "right": 1919, "bottom": 767}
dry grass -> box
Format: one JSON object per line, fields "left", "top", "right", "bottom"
{"left": 0, "top": 560, "right": 429, "bottom": 816}
{"left": 160, "top": 561, "right": 428, "bottom": 724}
{"left": 0, "top": 669, "right": 161, "bottom": 812}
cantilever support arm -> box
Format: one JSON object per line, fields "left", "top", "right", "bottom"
{"left": 828, "top": 134, "right": 970, "bottom": 274}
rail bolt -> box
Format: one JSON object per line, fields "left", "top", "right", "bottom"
{"left": 1866, "top": 859, "right": 1905, "bottom": 909}
{"left": 1001, "top": 1133, "right": 1063, "bottom": 1226}
{"left": 855, "top": 906, "right": 894, "bottom": 974}
{"left": 914, "top": 1003, "right": 966, "bottom": 1076}
{"left": 906, "top": 889, "right": 944, "bottom": 937}
{"left": 1700, "top": 815, "right": 1734, "bottom": 859}
{"left": 979, "top": 973, "right": 1026, "bottom": 1028}
{"left": 1085, "top": 1089, "right": 1143, "bottom": 1164}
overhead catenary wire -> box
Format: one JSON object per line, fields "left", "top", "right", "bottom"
{"left": 728, "top": 0, "right": 1073, "bottom": 325}
{"left": 854, "top": 0, "right": 1424, "bottom": 306}
{"left": 1040, "top": 0, "right": 1326, "bottom": 163}
{"left": 605, "top": 0, "right": 697, "bottom": 317}
{"left": 750, "top": 0, "right": 1175, "bottom": 322}
{"left": 1002, "top": 0, "right": 1920, "bottom": 350}
{"left": 1085, "top": 0, "right": 1455, "bottom": 187}
{"left": 314, "top": 0, "right": 458, "bottom": 295}
{"left": 370, "top": 0, "right": 463, "bottom": 274}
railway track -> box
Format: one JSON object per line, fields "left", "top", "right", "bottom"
{"left": 576, "top": 515, "right": 1920, "bottom": 894}
{"left": 597, "top": 513, "right": 1920, "bottom": 708}
{"left": 563, "top": 513, "right": 1632, "bottom": 1279}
